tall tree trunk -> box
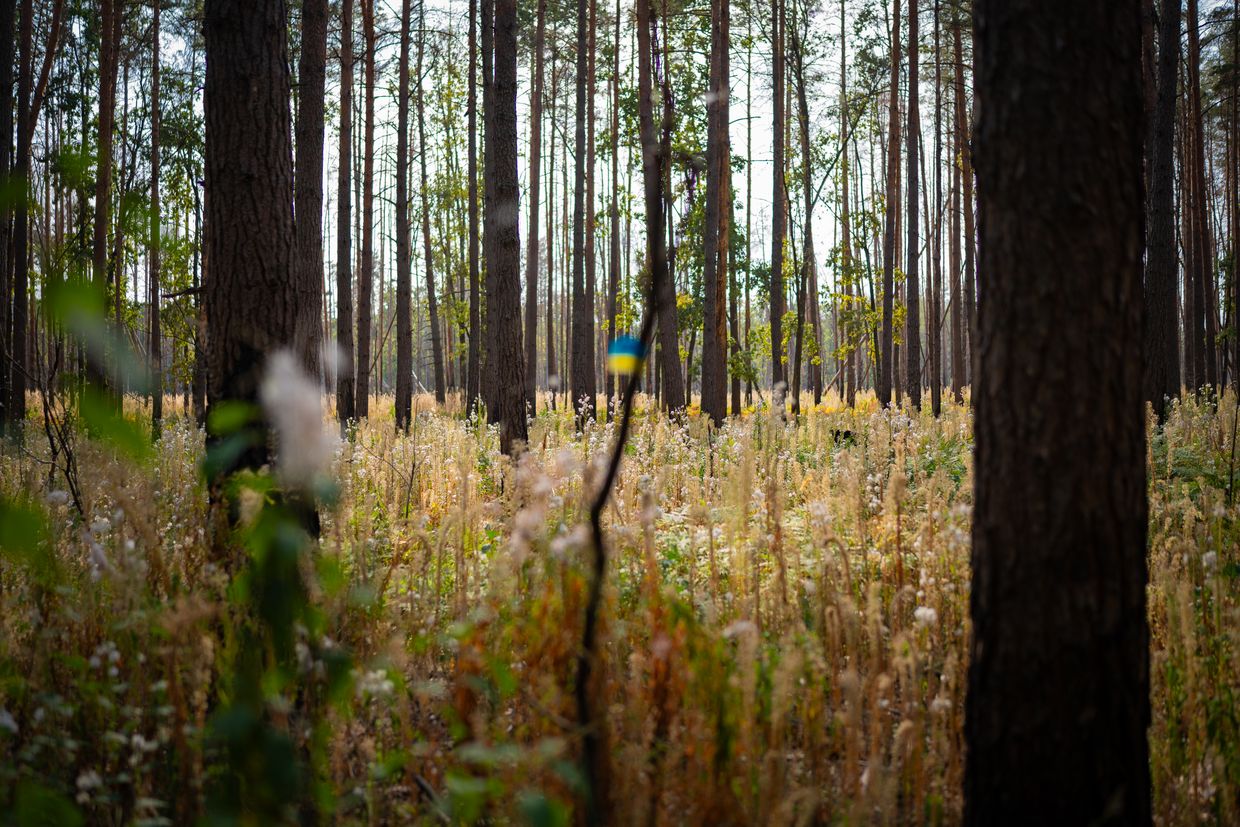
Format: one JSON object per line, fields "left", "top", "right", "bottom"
{"left": 840, "top": 0, "right": 856, "bottom": 408}
{"left": 653, "top": 8, "right": 684, "bottom": 412}
{"left": 879, "top": 0, "right": 901, "bottom": 406}
{"left": 1187, "top": 0, "right": 1214, "bottom": 390}
{"left": 417, "top": 0, "right": 446, "bottom": 404}
{"left": 790, "top": 18, "right": 814, "bottom": 418}
{"left": 489, "top": 0, "right": 527, "bottom": 453}
{"left": 770, "top": 0, "right": 786, "bottom": 397}
{"left": 609, "top": 0, "right": 623, "bottom": 405}
{"left": 86, "top": 0, "right": 120, "bottom": 396}
{"left": 701, "top": 0, "right": 729, "bottom": 424}
{"left": 394, "top": 0, "right": 413, "bottom": 427}
{"left": 584, "top": 0, "right": 598, "bottom": 410}
{"left": 356, "top": 0, "right": 375, "bottom": 416}
{"left": 203, "top": 0, "right": 300, "bottom": 472}
{"left": 929, "top": 0, "right": 942, "bottom": 416}
{"left": 905, "top": 0, "right": 921, "bottom": 410}
{"left": 966, "top": 2, "right": 1150, "bottom": 823}
{"left": 949, "top": 71, "right": 963, "bottom": 402}
{"left": 524, "top": 0, "right": 546, "bottom": 415}
{"left": 546, "top": 39, "right": 558, "bottom": 398}
{"left": 570, "top": 0, "right": 591, "bottom": 420}
{"left": 1144, "top": 0, "right": 1181, "bottom": 416}
{"left": 481, "top": 0, "right": 497, "bottom": 416}
{"left": 150, "top": 0, "right": 162, "bottom": 437}
{"left": 294, "top": 0, "right": 327, "bottom": 377}
{"left": 466, "top": 0, "right": 480, "bottom": 416}
{"left": 953, "top": 16, "right": 975, "bottom": 385}
{"left": 0, "top": 0, "right": 12, "bottom": 433}
{"left": 336, "top": 0, "right": 356, "bottom": 422}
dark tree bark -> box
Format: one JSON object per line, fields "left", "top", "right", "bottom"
{"left": 466, "top": 0, "right": 480, "bottom": 416}
{"left": 948, "top": 13, "right": 963, "bottom": 402}
{"left": 929, "top": 0, "right": 942, "bottom": 416}
{"left": 524, "top": 0, "right": 546, "bottom": 415}
{"left": 1187, "top": 0, "right": 1213, "bottom": 390}
{"left": 481, "top": 0, "right": 497, "bottom": 416}
{"left": 879, "top": 0, "right": 900, "bottom": 406}
{"left": 0, "top": 0, "right": 12, "bottom": 433}
{"left": 651, "top": 8, "right": 684, "bottom": 412}
{"left": 417, "top": 0, "right": 445, "bottom": 405}
{"left": 150, "top": 0, "right": 162, "bottom": 438}
{"left": 546, "top": 39, "right": 558, "bottom": 398}
{"left": 769, "top": 0, "right": 786, "bottom": 395}
{"left": 701, "top": 0, "right": 729, "bottom": 424}
{"left": 203, "top": 0, "right": 300, "bottom": 471}
{"left": 584, "top": 0, "right": 598, "bottom": 412}
{"left": 608, "top": 0, "right": 622, "bottom": 405}
{"left": 336, "top": 0, "right": 356, "bottom": 423}
{"left": 356, "top": 0, "right": 375, "bottom": 417}
{"left": 966, "top": 2, "right": 1151, "bottom": 823}
{"left": 85, "top": 0, "right": 120, "bottom": 396}
{"left": 9, "top": 0, "right": 32, "bottom": 427}
{"left": 394, "top": 0, "right": 413, "bottom": 428}
{"left": 954, "top": 16, "right": 975, "bottom": 383}
{"left": 294, "top": 0, "right": 327, "bottom": 378}
{"left": 1144, "top": 0, "right": 1181, "bottom": 417}
{"left": 790, "top": 17, "right": 813, "bottom": 418}
{"left": 905, "top": 0, "right": 921, "bottom": 410}
{"left": 840, "top": 0, "right": 856, "bottom": 408}
{"left": 570, "top": 0, "right": 591, "bottom": 421}
{"left": 489, "top": 0, "right": 528, "bottom": 453}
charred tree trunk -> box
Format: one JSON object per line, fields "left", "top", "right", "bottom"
{"left": 905, "top": 0, "right": 921, "bottom": 410}
{"left": 879, "top": 0, "right": 901, "bottom": 406}
{"left": 0, "top": 0, "right": 12, "bottom": 433}
{"left": 394, "top": 0, "right": 413, "bottom": 427}
{"left": 150, "top": 0, "right": 162, "bottom": 437}
{"left": 966, "top": 2, "right": 1151, "bottom": 823}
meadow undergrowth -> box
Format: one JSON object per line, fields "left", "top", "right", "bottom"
{"left": 0, "top": 390, "right": 1237, "bottom": 825}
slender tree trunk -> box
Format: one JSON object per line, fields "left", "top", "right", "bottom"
{"left": 840, "top": 0, "right": 855, "bottom": 408}
{"left": 356, "top": 0, "right": 375, "bottom": 416}
{"left": 150, "top": 0, "right": 162, "bottom": 437}
{"left": 790, "top": 19, "right": 814, "bottom": 418}
{"left": 86, "top": 0, "right": 120, "bottom": 396}
{"left": 547, "top": 39, "right": 558, "bottom": 397}
{"left": 417, "top": 0, "right": 446, "bottom": 404}
{"left": 929, "top": 0, "right": 942, "bottom": 415}
{"left": 770, "top": 0, "right": 786, "bottom": 396}
{"left": 336, "top": 0, "right": 356, "bottom": 422}
{"left": 0, "top": 0, "right": 12, "bottom": 433}
{"left": 394, "top": 0, "right": 413, "bottom": 427}
{"left": 1187, "top": 0, "right": 1214, "bottom": 390}
{"left": 905, "top": 0, "right": 921, "bottom": 410}
{"left": 701, "top": 0, "right": 729, "bottom": 424}
{"left": 949, "top": 50, "right": 963, "bottom": 402}
{"left": 609, "top": 0, "right": 623, "bottom": 405}
{"left": 879, "top": 0, "right": 901, "bottom": 406}
{"left": 653, "top": 7, "right": 684, "bottom": 412}
{"left": 954, "top": 17, "right": 975, "bottom": 385}
{"left": 524, "top": 0, "right": 546, "bottom": 415}
{"left": 570, "top": 0, "right": 591, "bottom": 420}
{"left": 466, "top": 0, "right": 480, "bottom": 416}
{"left": 295, "top": 0, "right": 327, "bottom": 377}
{"left": 1144, "top": 0, "right": 1181, "bottom": 416}
{"left": 203, "top": 0, "right": 300, "bottom": 473}
{"left": 966, "top": 2, "right": 1150, "bottom": 823}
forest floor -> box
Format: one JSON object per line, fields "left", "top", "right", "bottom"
{"left": 0, "top": 390, "right": 1237, "bottom": 825}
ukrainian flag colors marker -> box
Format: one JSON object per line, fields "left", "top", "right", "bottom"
{"left": 607, "top": 335, "right": 643, "bottom": 376}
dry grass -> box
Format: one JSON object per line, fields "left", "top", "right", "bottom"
{"left": 0, "top": 389, "right": 1237, "bottom": 824}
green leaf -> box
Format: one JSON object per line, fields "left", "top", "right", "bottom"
{"left": 0, "top": 496, "right": 56, "bottom": 584}
{"left": 13, "top": 781, "right": 84, "bottom": 827}
{"left": 79, "top": 388, "right": 153, "bottom": 463}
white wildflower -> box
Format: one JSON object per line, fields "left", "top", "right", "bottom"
{"left": 44, "top": 490, "right": 70, "bottom": 507}
{"left": 0, "top": 707, "right": 17, "bottom": 735}
{"left": 1203, "top": 551, "right": 1218, "bottom": 573}
{"left": 914, "top": 606, "right": 938, "bottom": 627}
{"left": 260, "top": 351, "right": 339, "bottom": 489}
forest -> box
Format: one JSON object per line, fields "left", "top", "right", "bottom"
{"left": 0, "top": 0, "right": 1237, "bottom": 823}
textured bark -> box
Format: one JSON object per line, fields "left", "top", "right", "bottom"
{"left": 1143, "top": 0, "right": 1180, "bottom": 416}
{"left": 790, "top": 19, "right": 813, "bottom": 418}
{"left": 394, "top": 0, "right": 413, "bottom": 428}
{"left": 929, "top": 0, "right": 942, "bottom": 416}
{"left": 524, "top": 0, "right": 545, "bottom": 413}
{"left": 294, "top": 0, "right": 327, "bottom": 376}
{"left": 1187, "top": 0, "right": 1213, "bottom": 390}
{"left": 489, "top": 0, "right": 527, "bottom": 453}
{"left": 948, "top": 52, "right": 963, "bottom": 403}
{"left": 840, "top": 0, "right": 855, "bottom": 408}
{"left": 652, "top": 5, "right": 684, "bottom": 413}
{"left": 336, "top": 0, "right": 356, "bottom": 422}
{"left": 608, "top": 0, "right": 622, "bottom": 404}
{"left": 570, "top": 0, "right": 591, "bottom": 421}
{"left": 584, "top": 0, "right": 598, "bottom": 412}
{"left": 0, "top": 0, "right": 12, "bottom": 433}
{"left": 481, "top": 0, "right": 496, "bottom": 416}
{"left": 417, "top": 0, "right": 445, "bottom": 404}
{"left": 966, "top": 2, "right": 1151, "bottom": 823}
{"left": 203, "top": 0, "right": 299, "bottom": 472}
{"left": 150, "top": 0, "right": 162, "bottom": 437}
{"left": 546, "top": 40, "right": 558, "bottom": 396}
{"left": 356, "top": 0, "right": 375, "bottom": 416}
{"left": 466, "top": 0, "right": 480, "bottom": 416}
{"left": 878, "top": 0, "right": 900, "bottom": 406}
{"left": 769, "top": 0, "right": 786, "bottom": 393}
{"left": 9, "top": 0, "right": 32, "bottom": 428}
{"left": 700, "top": 0, "right": 729, "bottom": 424}
{"left": 905, "top": 0, "right": 921, "bottom": 410}
{"left": 954, "top": 18, "right": 975, "bottom": 383}
{"left": 84, "top": 0, "right": 119, "bottom": 396}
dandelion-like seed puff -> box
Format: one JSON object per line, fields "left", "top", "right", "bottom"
{"left": 260, "top": 351, "right": 339, "bottom": 490}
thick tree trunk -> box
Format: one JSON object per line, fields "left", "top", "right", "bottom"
{"left": 85, "top": 0, "right": 119, "bottom": 396}
{"left": 336, "top": 0, "right": 356, "bottom": 423}
{"left": 879, "top": 0, "right": 900, "bottom": 406}
{"left": 490, "top": 0, "right": 528, "bottom": 453}
{"left": 584, "top": 0, "right": 598, "bottom": 411}
{"left": 1187, "top": 0, "right": 1214, "bottom": 390}
{"left": 905, "top": 0, "right": 921, "bottom": 410}
{"left": 524, "top": 0, "right": 545, "bottom": 414}
{"left": 929, "top": 0, "right": 942, "bottom": 416}
{"left": 840, "top": 0, "right": 856, "bottom": 408}
{"left": 203, "top": 0, "right": 299, "bottom": 472}
{"left": 570, "top": 0, "right": 591, "bottom": 421}
{"left": 701, "top": 0, "right": 729, "bottom": 424}
{"left": 966, "top": 2, "right": 1150, "bottom": 823}
{"left": 294, "top": 0, "right": 327, "bottom": 376}
{"left": 609, "top": 0, "right": 623, "bottom": 405}
{"left": 650, "top": 9, "right": 683, "bottom": 412}
{"left": 1143, "top": 0, "right": 1181, "bottom": 416}
{"left": 546, "top": 41, "right": 558, "bottom": 398}
{"left": 394, "top": 0, "right": 413, "bottom": 428}
{"left": 0, "top": 0, "right": 12, "bottom": 432}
